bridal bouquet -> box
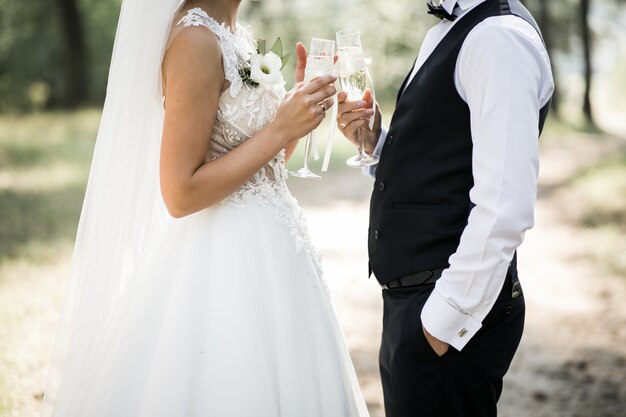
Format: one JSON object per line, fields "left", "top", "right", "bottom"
{"left": 240, "top": 38, "right": 290, "bottom": 91}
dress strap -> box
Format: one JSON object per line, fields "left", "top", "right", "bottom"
{"left": 176, "top": 7, "right": 246, "bottom": 97}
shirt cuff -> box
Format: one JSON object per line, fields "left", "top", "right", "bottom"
{"left": 420, "top": 289, "right": 483, "bottom": 351}
{"left": 361, "top": 126, "right": 388, "bottom": 177}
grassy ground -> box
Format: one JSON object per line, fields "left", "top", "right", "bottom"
{"left": 0, "top": 111, "right": 98, "bottom": 265}
{"left": 0, "top": 110, "right": 101, "bottom": 416}
{"left": 0, "top": 109, "right": 624, "bottom": 416}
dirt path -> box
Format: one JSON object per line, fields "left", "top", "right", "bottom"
{"left": 289, "top": 134, "right": 626, "bottom": 417}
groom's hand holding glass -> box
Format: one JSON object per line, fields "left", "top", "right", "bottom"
{"left": 336, "top": 89, "right": 381, "bottom": 156}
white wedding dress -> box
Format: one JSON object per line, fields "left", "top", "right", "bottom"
{"left": 47, "top": 8, "right": 369, "bottom": 417}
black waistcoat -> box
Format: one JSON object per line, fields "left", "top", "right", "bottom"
{"left": 369, "top": 0, "right": 550, "bottom": 284}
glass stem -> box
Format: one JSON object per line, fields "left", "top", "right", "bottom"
{"left": 357, "top": 129, "right": 366, "bottom": 158}
{"left": 303, "top": 133, "right": 312, "bottom": 169}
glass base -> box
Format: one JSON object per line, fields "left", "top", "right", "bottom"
{"left": 346, "top": 154, "right": 379, "bottom": 168}
{"left": 289, "top": 167, "right": 321, "bottom": 179}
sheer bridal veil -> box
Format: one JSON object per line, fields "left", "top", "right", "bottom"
{"left": 40, "top": 0, "right": 185, "bottom": 415}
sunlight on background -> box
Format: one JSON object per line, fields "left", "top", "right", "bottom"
{"left": 0, "top": 1, "right": 625, "bottom": 416}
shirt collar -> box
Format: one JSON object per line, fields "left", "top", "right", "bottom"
{"left": 440, "top": 0, "right": 485, "bottom": 15}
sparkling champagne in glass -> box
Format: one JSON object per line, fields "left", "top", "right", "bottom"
{"left": 338, "top": 47, "right": 367, "bottom": 101}
{"left": 336, "top": 29, "right": 379, "bottom": 168}
{"left": 289, "top": 38, "right": 335, "bottom": 179}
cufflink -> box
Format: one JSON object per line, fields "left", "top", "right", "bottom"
{"left": 458, "top": 328, "right": 468, "bottom": 337}
{"left": 512, "top": 281, "right": 522, "bottom": 299}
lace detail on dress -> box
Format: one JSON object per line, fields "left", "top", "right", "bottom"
{"left": 222, "top": 150, "right": 323, "bottom": 279}
{"left": 175, "top": 8, "right": 323, "bottom": 281}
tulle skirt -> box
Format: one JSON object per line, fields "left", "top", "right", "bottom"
{"left": 50, "top": 201, "right": 369, "bottom": 416}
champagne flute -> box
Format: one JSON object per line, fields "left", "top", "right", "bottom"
{"left": 336, "top": 29, "right": 379, "bottom": 168}
{"left": 289, "top": 38, "right": 336, "bottom": 179}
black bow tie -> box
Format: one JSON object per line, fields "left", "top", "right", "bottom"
{"left": 427, "top": 1, "right": 458, "bottom": 21}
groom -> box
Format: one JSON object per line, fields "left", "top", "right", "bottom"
{"left": 337, "top": 0, "right": 553, "bottom": 416}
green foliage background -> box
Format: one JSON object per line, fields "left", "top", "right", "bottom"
{"left": 0, "top": 0, "right": 624, "bottom": 116}
{"left": 0, "top": 0, "right": 482, "bottom": 111}
{"left": 0, "top": 0, "right": 121, "bottom": 111}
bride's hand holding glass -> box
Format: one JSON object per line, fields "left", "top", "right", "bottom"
{"left": 289, "top": 38, "right": 336, "bottom": 179}
{"left": 270, "top": 74, "right": 337, "bottom": 145}
{"left": 283, "top": 42, "right": 330, "bottom": 163}
{"left": 336, "top": 88, "right": 382, "bottom": 156}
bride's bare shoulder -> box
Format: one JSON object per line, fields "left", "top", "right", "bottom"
{"left": 162, "top": 19, "right": 224, "bottom": 94}
{"left": 166, "top": 6, "right": 221, "bottom": 53}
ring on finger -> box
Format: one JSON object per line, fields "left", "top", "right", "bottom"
{"left": 320, "top": 103, "right": 326, "bottom": 112}
{"left": 339, "top": 122, "right": 348, "bottom": 128}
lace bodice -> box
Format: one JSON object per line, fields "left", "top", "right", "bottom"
{"left": 176, "top": 8, "right": 284, "bottom": 162}
{"left": 175, "top": 8, "right": 322, "bottom": 277}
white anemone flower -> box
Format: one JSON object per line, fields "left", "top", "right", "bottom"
{"left": 249, "top": 52, "right": 284, "bottom": 89}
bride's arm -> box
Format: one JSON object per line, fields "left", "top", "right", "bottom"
{"left": 160, "top": 28, "right": 336, "bottom": 218}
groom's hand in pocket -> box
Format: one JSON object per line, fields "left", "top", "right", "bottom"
{"left": 422, "top": 324, "right": 450, "bottom": 357}
{"left": 337, "top": 89, "right": 381, "bottom": 155}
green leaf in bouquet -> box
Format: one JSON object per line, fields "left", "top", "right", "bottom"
{"left": 280, "top": 52, "right": 291, "bottom": 70}
{"left": 257, "top": 38, "right": 267, "bottom": 55}
{"left": 270, "top": 37, "right": 284, "bottom": 56}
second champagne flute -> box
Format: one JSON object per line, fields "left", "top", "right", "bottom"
{"left": 289, "top": 38, "right": 336, "bottom": 179}
{"left": 336, "top": 29, "right": 379, "bottom": 168}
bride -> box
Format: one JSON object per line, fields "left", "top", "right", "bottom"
{"left": 40, "top": 0, "right": 369, "bottom": 416}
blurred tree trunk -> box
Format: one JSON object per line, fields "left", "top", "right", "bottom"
{"left": 580, "top": 0, "right": 594, "bottom": 125}
{"left": 537, "top": 0, "right": 560, "bottom": 116}
{"left": 56, "top": 0, "right": 88, "bottom": 108}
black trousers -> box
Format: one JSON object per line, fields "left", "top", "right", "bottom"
{"left": 379, "top": 276, "right": 525, "bottom": 417}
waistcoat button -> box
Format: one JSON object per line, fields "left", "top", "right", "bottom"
{"left": 379, "top": 182, "right": 385, "bottom": 191}
{"left": 388, "top": 135, "right": 394, "bottom": 144}
{"left": 374, "top": 230, "right": 380, "bottom": 240}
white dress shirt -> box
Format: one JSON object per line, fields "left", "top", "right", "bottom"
{"left": 367, "top": 0, "right": 554, "bottom": 351}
